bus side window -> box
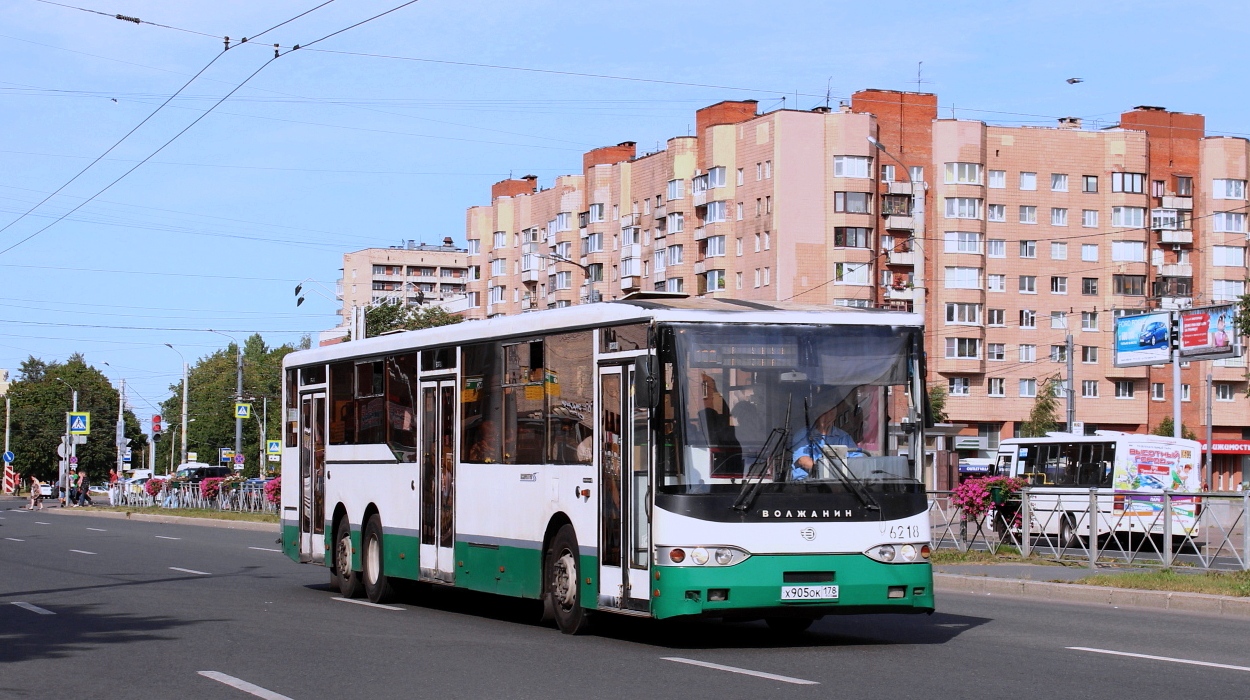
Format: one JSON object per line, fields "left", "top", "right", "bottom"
{"left": 329, "top": 361, "right": 355, "bottom": 445}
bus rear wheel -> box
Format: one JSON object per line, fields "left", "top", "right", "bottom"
{"left": 333, "top": 519, "right": 363, "bottom": 599}
{"left": 545, "top": 524, "right": 590, "bottom": 635}
{"left": 362, "top": 515, "right": 396, "bottom": 604}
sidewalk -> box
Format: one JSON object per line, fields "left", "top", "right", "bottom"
{"left": 1, "top": 495, "right": 277, "bottom": 532}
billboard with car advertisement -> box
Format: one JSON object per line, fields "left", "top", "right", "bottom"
{"left": 1177, "top": 304, "right": 1240, "bottom": 360}
{"left": 1113, "top": 311, "right": 1173, "bottom": 367}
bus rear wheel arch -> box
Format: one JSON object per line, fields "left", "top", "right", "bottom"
{"left": 545, "top": 524, "right": 590, "bottom": 635}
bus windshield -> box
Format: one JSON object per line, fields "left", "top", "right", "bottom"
{"left": 657, "top": 322, "right": 921, "bottom": 494}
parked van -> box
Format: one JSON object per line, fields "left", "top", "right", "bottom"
{"left": 172, "top": 462, "right": 232, "bottom": 482}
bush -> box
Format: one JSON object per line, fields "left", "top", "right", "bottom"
{"left": 200, "top": 477, "right": 225, "bottom": 500}
{"left": 264, "top": 476, "right": 281, "bottom": 504}
{"left": 951, "top": 476, "right": 1027, "bottom": 519}
{"left": 144, "top": 478, "right": 165, "bottom": 497}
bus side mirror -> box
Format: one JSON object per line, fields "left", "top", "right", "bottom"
{"left": 634, "top": 356, "right": 658, "bottom": 409}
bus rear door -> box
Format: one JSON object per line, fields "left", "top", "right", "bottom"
{"left": 298, "top": 391, "right": 327, "bottom": 564}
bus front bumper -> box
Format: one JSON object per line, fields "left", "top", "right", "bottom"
{"left": 650, "top": 553, "right": 934, "bottom": 620}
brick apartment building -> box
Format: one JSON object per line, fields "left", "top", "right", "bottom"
{"left": 335, "top": 239, "right": 470, "bottom": 328}
{"left": 464, "top": 91, "right": 1250, "bottom": 486}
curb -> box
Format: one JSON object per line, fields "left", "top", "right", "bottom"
{"left": 935, "top": 573, "right": 1250, "bottom": 618}
{"left": 28, "top": 506, "right": 278, "bottom": 533}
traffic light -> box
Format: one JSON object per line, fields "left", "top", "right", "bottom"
{"left": 152, "top": 414, "right": 162, "bottom": 435}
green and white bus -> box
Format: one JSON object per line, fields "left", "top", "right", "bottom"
{"left": 280, "top": 296, "right": 934, "bottom": 633}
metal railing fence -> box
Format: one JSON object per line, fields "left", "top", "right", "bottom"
{"left": 114, "top": 482, "right": 277, "bottom": 514}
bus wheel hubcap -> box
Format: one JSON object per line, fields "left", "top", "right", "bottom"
{"left": 554, "top": 552, "right": 577, "bottom": 608}
{"left": 338, "top": 536, "right": 351, "bottom": 578}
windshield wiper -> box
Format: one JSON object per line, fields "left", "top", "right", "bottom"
{"left": 818, "top": 445, "right": 881, "bottom": 513}
{"left": 732, "top": 397, "right": 792, "bottom": 513}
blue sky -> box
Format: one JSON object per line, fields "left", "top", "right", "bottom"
{"left": 2, "top": 0, "right": 1249, "bottom": 424}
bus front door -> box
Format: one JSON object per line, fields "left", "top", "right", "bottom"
{"left": 419, "top": 379, "right": 457, "bottom": 583}
{"left": 597, "top": 365, "right": 651, "bottom": 613}
{"left": 298, "top": 392, "right": 327, "bottom": 564}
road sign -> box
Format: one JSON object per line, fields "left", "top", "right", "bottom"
{"left": 2, "top": 451, "right": 13, "bottom": 463}
{"left": 69, "top": 412, "right": 90, "bottom": 435}
{"left": 267, "top": 440, "right": 282, "bottom": 455}
{"left": 69, "top": 456, "right": 78, "bottom": 465}
{"left": 233, "top": 453, "right": 245, "bottom": 465}
{"left": 187, "top": 451, "right": 197, "bottom": 462}
{"left": 235, "top": 403, "right": 252, "bottom": 419}
{"left": 268, "top": 454, "right": 280, "bottom": 462}
{"left": 219, "top": 448, "right": 234, "bottom": 463}
{"left": 122, "top": 447, "right": 132, "bottom": 463}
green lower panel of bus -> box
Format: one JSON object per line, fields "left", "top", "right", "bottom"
{"left": 282, "top": 522, "right": 299, "bottom": 562}
{"left": 651, "top": 554, "right": 934, "bottom": 620}
{"left": 452, "top": 541, "right": 597, "bottom": 606}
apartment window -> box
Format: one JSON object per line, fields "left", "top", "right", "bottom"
{"left": 1082, "top": 346, "right": 1098, "bottom": 363}
{"left": 1082, "top": 210, "right": 1099, "bottom": 228}
{"left": 1111, "top": 240, "right": 1146, "bottom": 262}
{"left": 735, "top": 271, "right": 743, "bottom": 289}
{"left": 835, "top": 262, "right": 870, "bottom": 285}
{"left": 766, "top": 196, "right": 772, "bottom": 213}
{"left": 1115, "top": 381, "right": 1135, "bottom": 399}
{"left": 833, "top": 155, "right": 871, "bottom": 178}
{"left": 987, "top": 238, "right": 1006, "bottom": 258}
{"left": 1020, "top": 379, "right": 1037, "bottom": 398}
{"left": 1020, "top": 240, "right": 1037, "bottom": 258}
{"left": 755, "top": 163, "right": 762, "bottom": 181}
{"left": 488, "top": 285, "right": 506, "bottom": 305}
{"left": 764, "top": 161, "right": 772, "bottom": 179}
{"left": 490, "top": 258, "right": 507, "bottom": 277}
{"left": 1082, "top": 277, "right": 1099, "bottom": 295}
{"left": 622, "top": 227, "right": 640, "bottom": 245}
{"left": 945, "top": 338, "right": 981, "bottom": 359}
{"left": 987, "top": 204, "right": 1006, "bottom": 222}
{"left": 1152, "top": 180, "right": 1165, "bottom": 198}
{"left": 754, "top": 233, "right": 761, "bottom": 252}
{"left": 708, "top": 166, "right": 727, "bottom": 188}
{"left": 1148, "top": 382, "right": 1165, "bottom": 401}
{"left": 1020, "top": 310, "right": 1036, "bottom": 328}
{"left": 949, "top": 377, "right": 970, "bottom": 396}
{"left": 666, "top": 278, "right": 684, "bottom": 293}
{"left": 736, "top": 168, "right": 744, "bottom": 186}
{"left": 909, "top": 166, "right": 924, "bottom": 182}
{"left": 835, "top": 227, "right": 870, "bottom": 248}
{"left": 1020, "top": 172, "right": 1037, "bottom": 190}
{"left": 704, "top": 269, "right": 726, "bottom": 292}
{"left": 945, "top": 162, "right": 983, "bottom": 184}
{"left": 1051, "top": 173, "right": 1069, "bottom": 192}
{"left": 1176, "top": 176, "right": 1193, "bottom": 196}
{"left": 1213, "top": 179, "right": 1247, "bottom": 200}
{"left": 585, "top": 233, "right": 603, "bottom": 253}
{"left": 835, "top": 192, "right": 872, "bottom": 213}
{"left": 735, "top": 237, "right": 743, "bottom": 256}
{"left": 988, "top": 343, "right": 1005, "bottom": 361}
{"left": 667, "top": 212, "right": 684, "bottom": 233}
{"left": 1213, "top": 279, "right": 1246, "bottom": 302}
{"left": 753, "top": 268, "right": 761, "bottom": 288}
{"left": 945, "top": 302, "right": 982, "bottom": 325}
{"left": 705, "top": 235, "right": 726, "bottom": 257}
{"left": 1111, "top": 172, "right": 1145, "bottom": 194}
{"left": 1051, "top": 208, "right": 1068, "bottom": 226}
{"left": 705, "top": 200, "right": 728, "bottom": 223}
{"left": 988, "top": 170, "right": 1006, "bottom": 189}
{"left": 667, "top": 245, "right": 684, "bottom": 265}
{"left": 1081, "top": 311, "right": 1098, "bottom": 331}
{"left": 1112, "top": 274, "right": 1146, "bottom": 296}
{"left": 1019, "top": 276, "right": 1037, "bottom": 293}
{"left": 1019, "top": 206, "right": 1037, "bottom": 224}
{"left": 987, "top": 308, "right": 1005, "bottom": 326}
{"left": 1050, "top": 345, "right": 1068, "bottom": 362}
{"left": 763, "top": 267, "right": 770, "bottom": 285}
{"left": 467, "top": 239, "right": 480, "bottom": 255}
{"left": 1051, "top": 242, "right": 1068, "bottom": 260}
{"left": 944, "top": 231, "right": 982, "bottom": 254}
{"left": 1019, "top": 344, "right": 1037, "bottom": 362}
{"left": 1214, "top": 211, "right": 1247, "bottom": 233}
{"left": 1151, "top": 208, "right": 1178, "bottom": 230}
{"left": 1213, "top": 245, "right": 1247, "bottom": 267}
{"left": 1051, "top": 276, "right": 1068, "bottom": 294}
{"left": 763, "top": 232, "right": 770, "bottom": 249}
{"left": 988, "top": 378, "right": 1005, "bottom": 397}
{"left": 944, "top": 266, "right": 982, "bottom": 289}
{"left": 945, "top": 197, "right": 982, "bottom": 219}
{"left": 1050, "top": 311, "right": 1067, "bottom": 329}
{"left": 1216, "top": 383, "right": 1235, "bottom": 401}
{"left": 493, "top": 231, "right": 507, "bottom": 249}
{"left": 735, "top": 202, "right": 743, "bottom": 221}
{"left": 1111, "top": 207, "right": 1145, "bottom": 228}
{"left": 555, "top": 212, "right": 571, "bottom": 231}
{"left": 667, "top": 179, "right": 684, "bottom": 201}
{"left": 988, "top": 274, "right": 1006, "bottom": 292}
{"left": 653, "top": 250, "right": 666, "bottom": 272}
{"left": 1082, "top": 380, "right": 1099, "bottom": 398}
{"left": 692, "top": 174, "right": 709, "bottom": 194}
{"left": 1181, "top": 384, "right": 1191, "bottom": 402}
{"left": 588, "top": 203, "right": 607, "bottom": 223}
{"left": 881, "top": 164, "right": 895, "bottom": 183}
{"left": 1082, "top": 175, "right": 1098, "bottom": 193}
{"left": 554, "top": 271, "right": 572, "bottom": 290}
{"left": 1081, "top": 244, "right": 1099, "bottom": 262}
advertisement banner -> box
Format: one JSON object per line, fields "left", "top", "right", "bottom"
{"left": 1113, "top": 442, "right": 1200, "bottom": 534}
{"left": 1113, "top": 311, "right": 1173, "bottom": 367}
{"left": 1177, "top": 304, "right": 1240, "bottom": 360}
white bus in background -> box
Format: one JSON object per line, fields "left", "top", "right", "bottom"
{"left": 993, "top": 431, "right": 1202, "bottom": 545}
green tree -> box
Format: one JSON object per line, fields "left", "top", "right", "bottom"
{"left": 1018, "top": 375, "right": 1062, "bottom": 437}
{"left": 927, "top": 383, "right": 949, "bottom": 424}
{"left": 1151, "top": 416, "right": 1198, "bottom": 440}
{"left": 365, "top": 301, "right": 463, "bottom": 338}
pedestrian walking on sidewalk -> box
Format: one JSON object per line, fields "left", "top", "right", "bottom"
{"left": 76, "top": 470, "right": 92, "bottom": 507}
{"left": 108, "top": 468, "right": 119, "bottom": 506}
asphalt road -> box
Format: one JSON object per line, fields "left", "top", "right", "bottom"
{"left": 3, "top": 504, "right": 1250, "bottom": 700}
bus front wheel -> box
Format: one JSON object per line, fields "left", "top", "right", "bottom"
{"left": 333, "top": 519, "right": 363, "bottom": 599}
{"left": 546, "top": 524, "right": 590, "bottom": 635}
{"left": 362, "top": 515, "right": 396, "bottom": 604}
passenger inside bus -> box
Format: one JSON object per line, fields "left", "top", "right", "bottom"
{"left": 467, "top": 418, "right": 500, "bottom": 463}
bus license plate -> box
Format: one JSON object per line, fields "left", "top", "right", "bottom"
{"left": 780, "top": 585, "right": 838, "bottom": 601}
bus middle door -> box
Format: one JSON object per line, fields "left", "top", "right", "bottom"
{"left": 419, "top": 378, "right": 457, "bottom": 583}
{"left": 597, "top": 364, "right": 651, "bottom": 613}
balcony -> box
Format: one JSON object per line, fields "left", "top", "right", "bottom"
{"left": 521, "top": 268, "right": 541, "bottom": 284}
{"left": 654, "top": 204, "right": 666, "bottom": 219}
{"left": 621, "top": 213, "right": 635, "bottom": 228}
{"left": 621, "top": 276, "right": 640, "bottom": 292}
{"left": 692, "top": 191, "right": 707, "bottom": 207}
{"left": 885, "top": 286, "right": 916, "bottom": 301}
{"left": 1162, "top": 196, "right": 1193, "bottom": 210}
{"left": 887, "top": 181, "right": 917, "bottom": 196}
{"left": 1160, "top": 230, "right": 1193, "bottom": 244}
{"left": 1160, "top": 263, "right": 1193, "bottom": 278}
{"left": 521, "top": 295, "right": 535, "bottom": 310}
{"left": 693, "top": 261, "right": 706, "bottom": 275}
{"left": 885, "top": 215, "right": 914, "bottom": 231}
{"left": 621, "top": 243, "right": 642, "bottom": 260}
{"left": 888, "top": 250, "right": 917, "bottom": 266}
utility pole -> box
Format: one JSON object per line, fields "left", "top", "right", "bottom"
{"left": 4, "top": 396, "right": 11, "bottom": 495}
{"left": 116, "top": 379, "right": 126, "bottom": 477}
{"left": 1171, "top": 351, "right": 1182, "bottom": 439}
{"left": 1065, "top": 333, "right": 1075, "bottom": 432}
{"left": 180, "top": 362, "right": 189, "bottom": 466}
{"left": 1205, "top": 372, "right": 1213, "bottom": 489}
{"left": 234, "top": 344, "right": 243, "bottom": 459}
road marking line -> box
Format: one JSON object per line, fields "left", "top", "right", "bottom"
{"left": 70, "top": 549, "right": 96, "bottom": 555}
{"left": 155, "top": 535, "right": 181, "bottom": 540}
{"left": 197, "top": 671, "right": 293, "bottom": 700}
{"left": 248, "top": 546, "right": 282, "bottom": 552}
{"left": 331, "top": 597, "right": 403, "bottom": 611}
{"left": 12, "top": 602, "right": 55, "bottom": 615}
{"left": 86, "top": 527, "right": 107, "bottom": 532}
{"left": 35, "top": 521, "right": 49, "bottom": 525}
{"left": 662, "top": 657, "right": 819, "bottom": 685}
{"left": 170, "top": 567, "right": 211, "bottom": 575}
{"left": 4, "top": 537, "right": 25, "bottom": 542}
{"left": 1068, "top": 647, "right": 1250, "bottom": 673}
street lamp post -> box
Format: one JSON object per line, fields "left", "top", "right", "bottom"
{"left": 164, "top": 344, "right": 189, "bottom": 468}
{"left": 54, "top": 377, "right": 78, "bottom": 507}
{"left": 208, "top": 330, "right": 243, "bottom": 462}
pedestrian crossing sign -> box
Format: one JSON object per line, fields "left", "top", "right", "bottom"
{"left": 267, "top": 440, "right": 282, "bottom": 455}
{"left": 234, "top": 403, "right": 252, "bottom": 419}
{"left": 69, "top": 412, "right": 90, "bottom": 435}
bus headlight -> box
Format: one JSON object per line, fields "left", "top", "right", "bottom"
{"left": 900, "top": 544, "right": 917, "bottom": 562}
{"left": 865, "top": 543, "right": 931, "bottom": 564}
{"left": 658, "top": 546, "right": 749, "bottom": 567}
